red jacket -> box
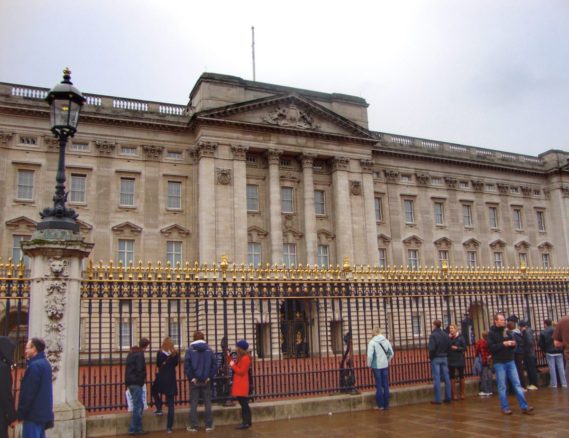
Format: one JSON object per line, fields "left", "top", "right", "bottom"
{"left": 475, "top": 338, "right": 491, "bottom": 366}
{"left": 230, "top": 353, "right": 251, "bottom": 397}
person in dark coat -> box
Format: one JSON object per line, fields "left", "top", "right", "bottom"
{"left": 540, "top": 319, "right": 567, "bottom": 387}
{"left": 448, "top": 323, "right": 467, "bottom": 400}
{"left": 17, "top": 338, "right": 54, "bottom": 438}
{"left": 184, "top": 331, "right": 217, "bottom": 432}
{"left": 151, "top": 337, "right": 179, "bottom": 433}
{"left": 125, "top": 337, "right": 150, "bottom": 435}
{"left": 519, "top": 321, "right": 538, "bottom": 390}
{"left": 0, "top": 337, "right": 16, "bottom": 438}
{"left": 427, "top": 320, "right": 452, "bottom": 404}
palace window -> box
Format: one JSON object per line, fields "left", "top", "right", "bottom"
{"left": 434, "top": 202, "right": 445, "bottom": 225}
{"left": 407, "top": 249, "right": 419, "bottom": 269}
{"left": 19, "top": 135, "right": 37, "bottom": 145}
{"left": 70, "top": 174, "right": 86, "bottom": 203}
{"left": 119, "top": 177, "right": 135, "bottom": 206}
{"left": 12, "top": 235, "right": 30, "bottom": 269}
{"left": 166, "top": 241, "right": 182, "bottom": 266}
{"left": 317, "top": 244, "right": 329, "bottom": 267}
{"left": 438, "top": 250, "right": 449, "bottom": 267}
{"left": 463, "top": 204, "right": 473, "bottom": 227}
{"left": 314, "top": 190, "right": 326, "bottom": 215}
{"left": 378, "top": 248, "right": 387, "bottom": 268}
{"left": 283, "top": 243, "right": 297, "bottom": 267}
{"left": 494, "top": 252, "right": 504, "bottom": 268}
{"left": 248, "top": 242, "right": 261, "bottom": 266}
{"left": 513, "top": 208, "right": 523, "bottom": 230}
{"left": 404, "top": 199, "right": 415, "bottom": 224}
{"left": 119, "top": 300, "right": 132, "bottom": 349}
{"left": 411, "top": 313, "right": 423, "bottom": 336}
{"left": 467, "top": 251, "right": 477, "bottom": 268}
{"left": 247, "top": 185, "right": 259, "bottom": 212}
{"left": 542, "top": 253, "right": 551, "bottom": 268}
{"left": 281, "top": 187, "right": 294, "bottom": 213}
{"left": 117, "top": 239, "right": 135, "bottom": 265}
{"left": 168, "top": 300, "right": 181, "bottom": 346}
{"left": 536, "top": 210, "right": 546, "bottom": 232}
{"left": 488, "top": 206, "right": 498, "bottom": 228}
{"left": 166, "top": 150, "right": 183, "bottom": 160}
{"left": 70, "top": 142, "right": 89, "bottom": 152}
{"left": 167, "top": 181, "right": 182, "bottom": 210}
{"left": 16, "top": 170, "right": 34, "bottom": 200}
{"left": 519, "top": 253, "right": 528, "bottom": 267}
{"left": 120, "top": 146, "right": 137, "bottom": 156}
{"left": 375, "top": 197, "right": 383, "bottom": 222}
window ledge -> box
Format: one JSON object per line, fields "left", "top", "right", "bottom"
{"left": 14, "top": 199, "right": 34, "bottom": 204}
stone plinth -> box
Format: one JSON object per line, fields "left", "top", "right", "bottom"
{"left": 22, "top": 228, "right": 94, "bottom": 438}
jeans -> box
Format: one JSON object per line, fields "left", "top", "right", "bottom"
{"left": 546, "top": 353, "right": 568, "bottom": 387}
{"left": 371, "top": 367, "right": 390, "bottom": 409}
{"left": 22, "top": 421, "right": 46, "bottom": 438}
{"left": 189, "top": 382, "right": 213, "bottom": 428}
{"left": 153, "top": 392, "right": 175, "bottom": 429}
{"left": 480, "top": 365, "right": 493, "bottom": 394}
{"left": 128, "top": 385, "right": 144, "bottom": 433}
{"left": 494, "top": 360, "right": 528, "bottom": 411}
{"left": 431, "top": 356, "right": 451, "bottom": 402}
{"left": 237, "top": 397, "right": 252, "bottom": 426}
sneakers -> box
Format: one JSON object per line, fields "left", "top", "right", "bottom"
{"left": 236, "top": 424, "right": 250, "bottom": 430}
{"left": 527, "top": 385, "right": 538, "bottom": 391}
{"left": 154, "top": 410, "right": 163, "bottom": 416}
{"left": 166, "top": 429, "right": 172, "bottom": 434}
{"left": 502, "top": 409, "right": 513, "bottom": 415}
{"left": 206, "top": 426, "right": 215, "bottom": 432}
{"left": 522, "top": 406, "right": 535, "bottom": 415}
{"left": 186, "top": 427, "right": 198, "bottom": 432}
{"left": 478, "top": 392, "right": 493, "bottom": 396}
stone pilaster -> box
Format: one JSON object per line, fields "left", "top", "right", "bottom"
{"left": 232, "top": 145, "right": 249, "bottom": 264}
{"left": 197, "top": 141, "right": 217, "bottom": 263}
{"left": 332, "top": 157, "right": 354, "bottom": 265}
{"left": 361, "top": 159, "right": 378, "bottom": 265}
{"left": 22, "top": 229, "right": 93, "bottom": 438}
{"left": 267, "top": 149, "right": 283, "bottom": 264}
{"left": 302, "top": 154, "right": 317, "bottom": 265}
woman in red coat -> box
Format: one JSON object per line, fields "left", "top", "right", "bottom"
{"left": 229, "top": 339, "right": 252, "bottom": 429}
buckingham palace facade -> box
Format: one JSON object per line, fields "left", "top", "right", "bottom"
{"left": 1, "top": 72, "right": 568, "bottom": 269}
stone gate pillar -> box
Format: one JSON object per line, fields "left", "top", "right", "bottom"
{"left": 22, "top": 228, "right": 93, "bottom": 438}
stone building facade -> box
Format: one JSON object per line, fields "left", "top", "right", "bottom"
{"left": 1, "top": 73, "right": 569, "bottom": 269}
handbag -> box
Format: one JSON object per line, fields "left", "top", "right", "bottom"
{"left": 376, "top": 340, "right": 394, "bottom": 361}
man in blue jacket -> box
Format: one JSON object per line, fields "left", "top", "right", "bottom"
{"left": 17, "top": 338, "right": 53, "bottom": 438}
{"left": 184, "top": 331, "right": 217, "bottom": 432}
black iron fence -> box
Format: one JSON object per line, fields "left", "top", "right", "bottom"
{"left": 2, "top": 260, "right": 569, "bottom": 414}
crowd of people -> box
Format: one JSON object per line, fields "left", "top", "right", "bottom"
{"left": 2, "top": 314, "right": 569, "bottom": 436}
{"left": 126, "top": 331, "right": 252, "bottom": 435}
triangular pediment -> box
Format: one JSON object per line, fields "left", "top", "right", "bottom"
{"left": 111, "top": 221, "right": 142, "bottom": 234}
{"left": 195, "top": 94, "right": 374, "bottom": 140}
{"left": 160, "top": 224, "right": 190, "bottom": 237}
{"left": 514, "top": 240, "right": 530, "bottom": 250}
{"left": 377, "top": 233, "right": 392, "bottom": 245}
{"left": 248, "top": 226, "right": 268, "bottom": 239}
{"left": 538, "top": 241, "right": 553, "bottom": 251}
{"left": 434, "top": 237, "right": 453, "bottom": 248}
{"left": 489, "top": 239, "right": 507, "bottom": 249}
{"left": 402, "top": 235, "right": 423, "bottom": 246}
{"left": 462, "top": 238, "right": 481, "bottom": 249}
{"left": 5, "top": 216, "right": 37, "bottom": 231}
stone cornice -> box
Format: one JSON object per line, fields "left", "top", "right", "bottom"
{"left": 197, "top": 141, "right": 217, "bottom": 159}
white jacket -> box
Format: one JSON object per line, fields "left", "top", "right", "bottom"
{"left": 367, "top": 335, "right": 394, "bottom": 369}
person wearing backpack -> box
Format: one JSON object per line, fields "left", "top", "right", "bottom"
{"left": 367, "top": 326, "right": 394, "bottom": 411}
{"left": 184, "top": 331, "right": 217, "bottom": 432}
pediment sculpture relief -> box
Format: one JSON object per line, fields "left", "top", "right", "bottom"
{"left": 262, "top": 104, "right": 319, "bottom": 130}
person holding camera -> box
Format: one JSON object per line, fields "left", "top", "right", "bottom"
{"left": 487, "top": 313, "right": 533, "bottom": 415}
{"left": 184, "top": 331, "right": 217, "bottom": 432}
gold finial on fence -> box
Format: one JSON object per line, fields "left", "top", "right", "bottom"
{"left": 220, "top": 255, "right": 228, "bottom": 279}
{"left": 342, "top": 256, "right": 351, "bottom": 273}
{"left": 520, "top": 260, "right": 527, "bottom": 274}
{"left": 441, "top": 259, "right": 449, "bottom": 274}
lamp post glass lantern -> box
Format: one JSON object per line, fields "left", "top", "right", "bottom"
{"left": 37, "top": 68, "right": 86, "bottom": 232}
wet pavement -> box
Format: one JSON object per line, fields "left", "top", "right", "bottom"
{"left": 110, "top": 388, "right": 569, "bottom": 437}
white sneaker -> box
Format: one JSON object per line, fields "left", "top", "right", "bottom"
{"left": 187, "top": 427, "right": 198, "bottom": 432}
{"left": 206, "top": 426, "right": 215, "bottom": 432}
{"left": 478, "top": 391, "right": 486, "bottom": 396}
{"left": 527, "top": 385, "right": 538, "bottom": 391}
{"left": 485, "top": 392, "right": 493, "bottom": 396}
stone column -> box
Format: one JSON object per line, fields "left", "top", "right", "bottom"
{"left": 301, "top": 154, "right": 317, "bottom": 265}
{"left": 361, "top": 159, "right": 378, "bottom": 265}
{"left": 197, "top": 141, "right": 217, "bottom": 264}
{"left": 332, "top": 157, "right": 354, "bottom": 265}
{"left": 232, "top": 145, "right": 249, "bottom": 264}
{"left": 267, "top": 149, "right": 283, "bottom": 264}
{"left": 22, "top": 229, "right": 93, "bottom": 438}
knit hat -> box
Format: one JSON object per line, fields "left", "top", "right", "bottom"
{"left": 518, "top": 320, "right": 528, "bottom": 327}
{"left": 236, "top": 339, "right": 249, "bottom": 350}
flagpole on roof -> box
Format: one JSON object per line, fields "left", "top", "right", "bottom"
{"left": 251, "top": 26, "right": 256, "bottom": 82}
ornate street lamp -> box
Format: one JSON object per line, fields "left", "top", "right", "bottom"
{"left": 37, "top": 68, "right": 86, "bottom": 232}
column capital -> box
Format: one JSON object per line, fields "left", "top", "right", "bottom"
{"left": 197, "top": 141, "right": 217, "bottom": 159}
{"left": 266, "top": 149, "right": 283, "bottom": 166}
{"left": 231, "top": 144, "right": 249, "bottom": 161}
{"left": 360, "top": 159, "right": 374, "bottom": 173}
{"left": 301, "top": 153, "right": 317, "bottom": 169}
{"left": 332, "top": 156, "right": 350, "bottom": 171}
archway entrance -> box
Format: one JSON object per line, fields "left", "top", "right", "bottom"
{"left": 280, "top": 299, "right": 311, "bottom": 357}
{"left": 0, "top": 309, "right": 29, "bottom": 361}
{"left": 468, "top": 302, "right": 487, "bottom": 342}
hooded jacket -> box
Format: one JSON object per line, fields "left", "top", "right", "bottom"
{"left": 367, "top": 335, "right": 394, "bottom": 369}
{"left": 125, "top": 346, "right": 147, "bottom": 387}
{"left": 184, "top": 340, "right": 217, "bottom": 383}
{"left": 17, "top": 351, "right": 54, "bottom": 425}
{"left": 0, "top": 337, "right": 16, "bottom": 425}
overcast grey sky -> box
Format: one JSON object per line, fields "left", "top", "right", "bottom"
{"left": 1, "top": 0, "right": 568, "bottom": 156}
